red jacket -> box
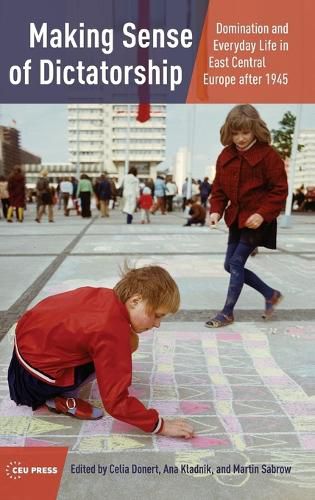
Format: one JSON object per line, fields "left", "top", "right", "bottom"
{"left": 15, "top": 287, "right": 160, "bottom": 433}
{"left": 210, "top": 142, "right": 288, "bottom": 227}
{"left": 139, "top": 193, "right": 153, "bottom": 210}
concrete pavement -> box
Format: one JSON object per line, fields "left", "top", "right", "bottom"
{"left": 0, "top": 204, "right": 315, "bottom": 499}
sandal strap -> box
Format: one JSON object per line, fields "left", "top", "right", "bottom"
{"left": 205, "top": 314, "right": 234, "bottom": 328}
{"left": 206, "top": 319, "right": 221, "bottom": 327}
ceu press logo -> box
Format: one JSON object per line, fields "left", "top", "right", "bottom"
{"left": 5, "top": 461, "right": 25, "bottom": 480}
{"left": 5, "top": 460, "right": 58, "bottom": 479}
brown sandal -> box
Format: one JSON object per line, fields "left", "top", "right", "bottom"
{"left": 262, "top": 291, "right": 283, "bottom": 319}
{"left": 205, "top": 314, "right": 234, "bottom": 328}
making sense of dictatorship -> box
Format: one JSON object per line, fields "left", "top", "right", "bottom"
{"left": 9, "top": 22, "right": 283, "bottom": 90}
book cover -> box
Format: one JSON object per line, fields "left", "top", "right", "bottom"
{"left": 0, "top": 1, "right": 314, "bottom": 499}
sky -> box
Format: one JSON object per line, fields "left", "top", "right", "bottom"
{"left": 1, "top": 103, "right": 315, "bottom": 180}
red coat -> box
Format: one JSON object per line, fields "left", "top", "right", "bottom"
{"left": 139, "top": 193, "right": 153, "bottom": 210}
{"left": 210, "top": 142, "right": 288, "bottom": 227}
{"left": 15, "top": 287, "right": 160, "bottom": 433}
{"left": 8, "top": 173, "right": 26, "bottom": 207}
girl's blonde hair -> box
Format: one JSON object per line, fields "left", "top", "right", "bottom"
{"left": 220, "top": 104, "right": 271, "bottom": 146}
{"left": 114, "top": 264, "right": 180, "bottom": 314}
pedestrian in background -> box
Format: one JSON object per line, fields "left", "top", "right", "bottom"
{"left": 199, "top": 177, "right": 212, "bottom": 208}
{"left": 60, "top": 177, "right": 73, "bottom": 216}
{"left": 35, "top": 169, "right": 54, "bottom": 223}
{"left": 183, "top": 198, "right": 206, "bottom": 226}
{"left": 151, "top": 175, "right": 166, "bottom": 215}
{"left": 98, "top": 173, "right": 112, "bottom": 217}
{"left": 206, "top": 104, "right": 288, "bottom": 328}
{"left": 146, "top": 178, "right": 155, "bottom": 198}
{"left": 123, "top": 166, "right": 140, "bottom": 224}
{"left": 109, "top": 177, "right": 117, "bottom": 209}
{"left": 139, "top": 186, "right": 153, "bottom": 224}
{"left": 7, "top": 166, "right": 26, "bottom": 223}
{"left": 0, "top": 175, "right": 9, "bottom": 219}
{"left": 55, "top": 178, "right": 62, "bottom": 210}
{"left": 181, "top": 178, "right": 188, "bottom": 211}
{"left": 165, "top": 176, "right": 178, "bottom": 212}
{"left": 77, "top": 174, "right": 93, "bottom": 218}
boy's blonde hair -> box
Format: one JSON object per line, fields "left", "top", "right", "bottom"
{"left": 220, "top": 104, "right": 271, "bottom": 146}
{"left": 114, "top": 265, "right": 180, "bottom": 314}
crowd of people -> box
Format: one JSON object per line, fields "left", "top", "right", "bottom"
{"left": 0, "top": 166, "right": 214, "bottom": 225}
{"left": 0, "top": 170, "right": 118, "bottom": 223}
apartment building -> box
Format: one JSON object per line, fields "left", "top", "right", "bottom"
{"left": 294, "top": 129, "right": 315, "bottom": 188}
{"left": 68, "top": 104, "right": 166, "bottom": 181}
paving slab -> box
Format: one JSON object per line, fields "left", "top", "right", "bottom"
{"left": 0, "top": 235, "right": 75, "bottom": 255}
{"left": 25, "top": 250, "right": 314, "bottom": 312}
{"left": 0, "top": 256, "right": 54, "bottom": 309}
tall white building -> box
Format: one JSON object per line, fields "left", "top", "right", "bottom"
{"left": 172, "top": 147, "right": 189, "bottom": 193}
{"left": 68, "top": 104, "right": 166, "bottom": 181}
{"left": 294, "top": 129, "right": 315, "bottom": 188}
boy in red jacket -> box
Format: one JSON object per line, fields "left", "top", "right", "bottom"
{"left": 139, "top": 186, "right": 153, "bottom": 223}
{"left": 8, "top": 265, "right": 194, "bottom": 439}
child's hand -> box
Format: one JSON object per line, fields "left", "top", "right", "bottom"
{"left": 159, "top": 419, "right": 194, "bottom": 439}
{"left": 209, "top": 212, "right": 220, "bottom": 227}
{"left": 245, "top": 213, "right": 264, "bottom": 229}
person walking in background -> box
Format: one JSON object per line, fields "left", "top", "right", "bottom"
{"left": 55, "top": 178, "right": 62, "bottom": 210}
{"left": 139, "top": 186, "right": 153, "bottom": 224}
{"left": 123, "top": 166, "right": 140, "bottom": 224}
{"left": 109, "top": 177, "right": 117, "bottom": 209}
{"left": 191, "top": 179, "right": 199, "bottom": 197}
{"left": 98, "top": 173, "right": 112, "bottom": 217}
{"left": 146, "top": 178, "right": 155, "bottom": 198}
{"left": 181, "top": 178, "right": 188, "bottom": 211}
{"left": 206, "top": 104, "right": 288, "bottom": 328}
{"left": 7, "top": 166, "right": 26, "bottom": 223}
{"left": 165, "top": 176, "right": 178, "bottom": 212}
{"left": 292, "top": 186, "right": 306, "bottom": 211}
{"left": 199, "top": 177, "right": 212, "bottom": 208}
{"left": 71, "top": 177, "right": 81, "bottom": 216}
{"left": 35, "top": 169, "right": 54, "bottom": 223}
{"left": 0, "top": 175, "right": 10, "bottom": 219}
{"left": 77, "top": 174, "right": 93, "bottom": 218}
{"left": 183, "top": 198, "right": 206, "bottom": 226}
{"left": 151, "top": 175, "right": 166, "bottom": 215}
{"left": 60, "top": 177, "right": 73, "bottom": 216}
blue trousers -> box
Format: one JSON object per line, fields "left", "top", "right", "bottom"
{"left": 222, "top": 242, "right": 274, "bottom": 317}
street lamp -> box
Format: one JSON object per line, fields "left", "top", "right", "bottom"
{"left": 76, "top": 104, "right": 80, "bottom": 179}
{"left": 186, "top": 105, "right": 196, "bottom": 199}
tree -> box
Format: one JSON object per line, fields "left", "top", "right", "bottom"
{"left": 271, "top": 111, "right": 303, "bottom": 159}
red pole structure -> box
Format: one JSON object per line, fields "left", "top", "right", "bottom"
{"left": 136, "top": 0, "right": 151, "bottom": 123}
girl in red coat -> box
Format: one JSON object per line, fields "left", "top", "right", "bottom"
{"left": 206, "top": 104, "right": 288, "bottom": 328}
{"left": 139, "top": 186, "right": 153, "bottom": 223}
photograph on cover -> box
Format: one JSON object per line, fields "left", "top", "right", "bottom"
{"left": 0, "top": 102, "right": 315, "bottom": 500}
